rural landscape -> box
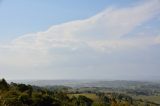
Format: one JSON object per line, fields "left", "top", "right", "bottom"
{"left": 1, "top": 79, "right": 160, "bottom": 106}
{"left": 0, "top": 0, "right": 160, "bottom": 106}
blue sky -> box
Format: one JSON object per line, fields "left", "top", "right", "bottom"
{"left": 0, "top": 0, "right": 140, "bottom": 41}
{"left": 0, "top": 0, "right": 160, "bottom": 80}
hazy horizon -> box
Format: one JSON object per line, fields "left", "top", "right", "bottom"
{"left": 0, "top": 0, "right": 160, "bottom": 80}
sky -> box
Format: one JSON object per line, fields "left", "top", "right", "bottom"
{"left": 0, "top": 0, "right": 160, "bottom": 80}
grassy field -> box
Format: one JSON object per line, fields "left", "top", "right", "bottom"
{"left": 69, "top": 93, "right": 160, "bottom": 105}
{"left": 68, "top": 93, "right": 106, "bottom": 105}
{"left": 133, "top": 95, "right": 160, "bottom": 104}
{"left": 68, "top": 93, "right": 99, "bottom": 101}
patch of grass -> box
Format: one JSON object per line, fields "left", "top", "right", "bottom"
{"left": 133, "top": 95, "right": 160, "bottom": 104}
{"left": 69, "top": 93, "right": 99, "bottom": 101}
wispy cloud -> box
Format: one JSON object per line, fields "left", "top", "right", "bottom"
{"left": 0, "top": 0, "right": 160, "bottom": 79}
{"left": 9, "top": 0, "right": 160, "bottom": 50}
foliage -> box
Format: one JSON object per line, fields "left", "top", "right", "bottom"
{"left": 0, "top": 78, "right": 160, "bottom": 106}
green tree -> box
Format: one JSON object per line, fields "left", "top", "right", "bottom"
{"left": 77, "top": 95, "right": 93, "bottom": 106}
{"left": 0, "top": 78, "right": 9, "bottom": 91}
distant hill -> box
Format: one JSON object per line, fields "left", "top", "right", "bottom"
{"left": 9, "top": 80, "right": 160, "bottom": 88}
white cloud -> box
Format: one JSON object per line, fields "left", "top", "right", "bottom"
{"left": 0, "top": 0, "right": 160, "bottom": 79}
{"left": 9, "top": 0, "right": 160, "bottom": 50}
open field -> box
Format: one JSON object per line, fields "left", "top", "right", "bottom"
{"left": 69, "top": 93, "right": 99, "bottom": 101}
{"left": 133, "top": 95, "right": 160, "bottom": 104}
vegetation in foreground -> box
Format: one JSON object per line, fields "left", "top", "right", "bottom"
{"left": 0, "top": 78, "right": 160, "bottom": 106}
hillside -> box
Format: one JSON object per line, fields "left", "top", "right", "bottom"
{"left": 1, "top": 79, "right": 160, "bottom": 106}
